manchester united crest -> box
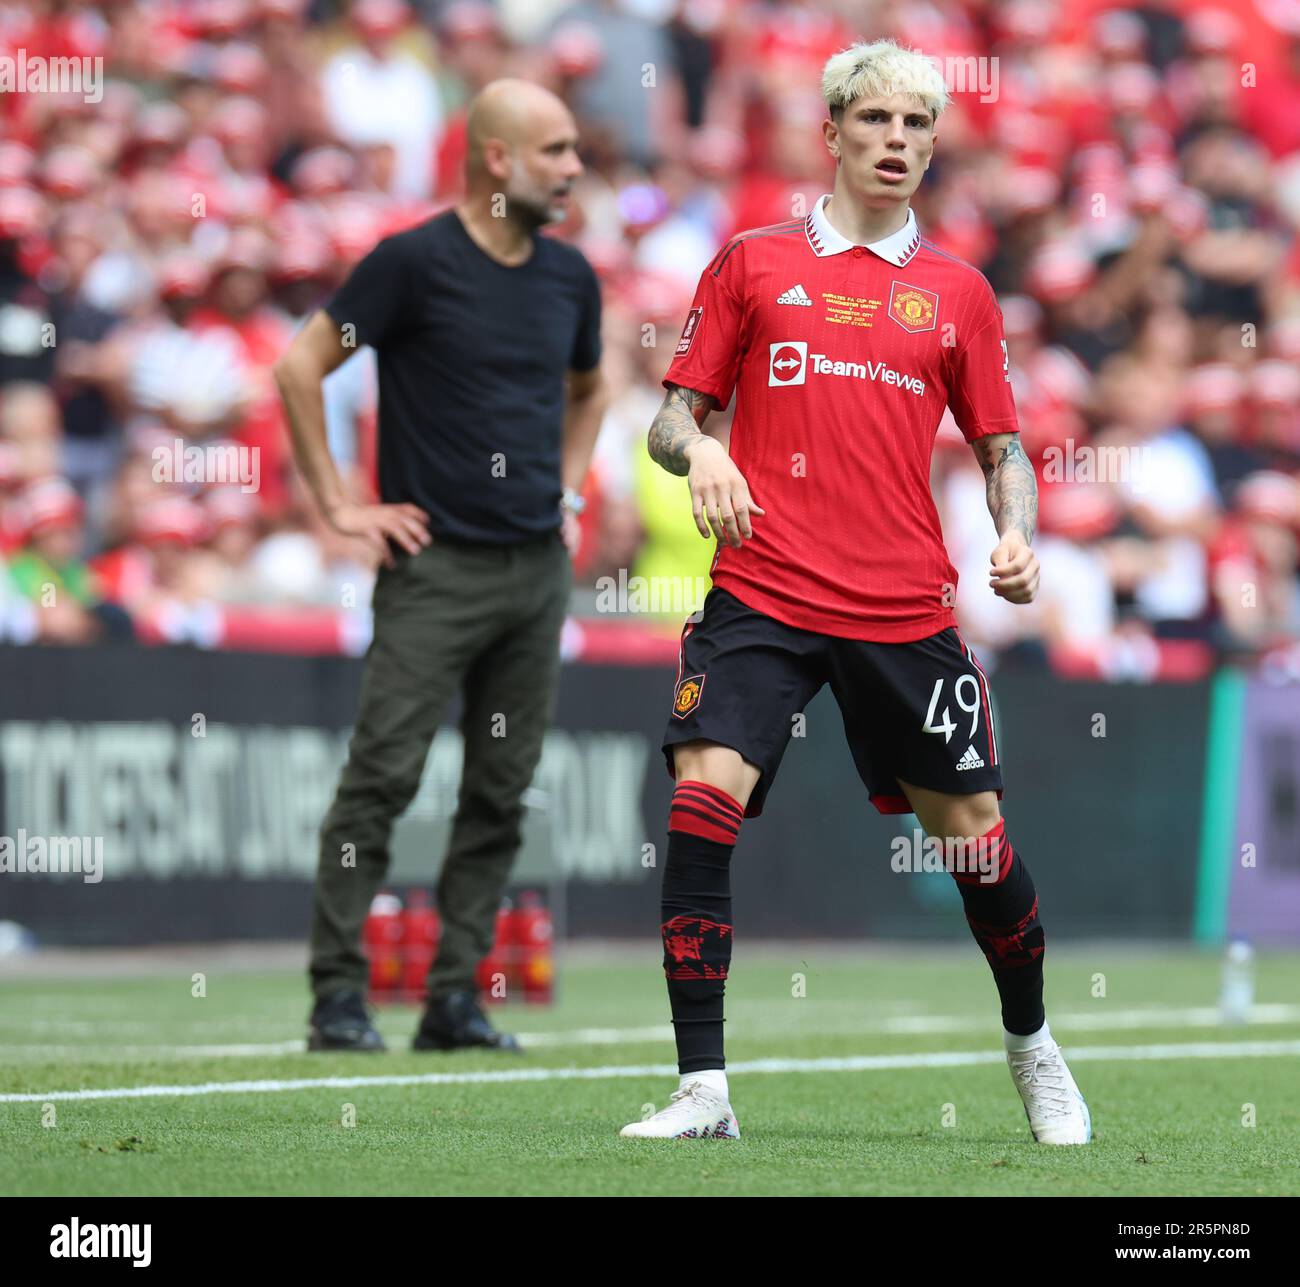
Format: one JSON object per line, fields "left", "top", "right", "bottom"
{"left": 672, "top": 674, "right": 705, "bottom": 719}
{"left": 888, "top": 281, "right": 938, "bottom": 334}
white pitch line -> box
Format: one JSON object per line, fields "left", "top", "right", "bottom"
{"left": 0, "top": 1029, "right": 676, "bottom": 1059}
{"left": 509, "top": 1025, "right": 674, "bottom": 1048}
{"left": 6, "top": 1005, "right": 1300, "bottom": 1059}
{"left": 3, "top": 1039, "right": 1299, "bottom": 1105}
{"left": 0, "top": 1041, "right": 308, "bottom": 1058}
{"left": 876, "top": 1003, "right": 1300, "bottom": 1035}
{"left": 127, "top": 1041, "right": 309, "bottom": 1058}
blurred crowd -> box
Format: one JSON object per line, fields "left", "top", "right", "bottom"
{"left": 1, "top": 0, "right": 1298, "bottom": 670}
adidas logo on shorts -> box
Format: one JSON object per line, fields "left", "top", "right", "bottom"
{"left": 955, "top": 745, "right": 985, "bottom": 770}
{"left": 777, "top": 283, "right": 814, "bottom": 306}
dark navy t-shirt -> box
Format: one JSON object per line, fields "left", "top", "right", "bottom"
{"left": 325, "top": 210, "right": 602, "bottom": 543}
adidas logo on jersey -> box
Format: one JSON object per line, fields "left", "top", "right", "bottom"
{"left": 777, "top": 284, "right": 813, "bottom": 306}
{"left": 955, "top": 745, "right": 985, "bottom": 771}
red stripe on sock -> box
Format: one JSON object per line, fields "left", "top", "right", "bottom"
{"left": 669, "top": 781, "right": 743, "bottom": 844}
{"left": 950, "top": 819, "right": 1010, "bottom": 886}
{"left": 669, "top": 804, "right": 738, "bottom": 844}
{"left": 676, "top": 781, "right": 744, "bottom": 820}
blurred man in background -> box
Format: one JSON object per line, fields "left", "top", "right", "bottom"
{"left": 275, "top": 77, "right": 606, "bottom": 1054}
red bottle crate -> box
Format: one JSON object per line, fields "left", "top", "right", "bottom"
{"left": 475, "top": 901, "right": 514, "bottom": 1004}
{"left": 364, "top": 892, "right": 404, "bottom": 1000}
{"left": 514, "top": 891, "right": 554, "bottom": 1005}
{"left": 400, "top": 889, "right": 440, "bottom": 1002}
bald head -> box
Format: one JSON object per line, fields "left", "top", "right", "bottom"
{"left": 465, "top": 79, "right": 574, "bottom": 175}
{"left": 462, "top": 78, "right": 583, "bottom": 227}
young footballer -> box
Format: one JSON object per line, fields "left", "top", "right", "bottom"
{"left": 622, "top": 40, "right": 1090, "bottom": 1144}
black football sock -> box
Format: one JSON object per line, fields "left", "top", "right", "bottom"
{"left": 949, "top": 819, "right": 1046, "bottom": 1036}
{"left": 662, "top": 780, "right": 742, "bottom": 1074}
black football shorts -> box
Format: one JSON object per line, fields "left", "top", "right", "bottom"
{"left": 662, "top": 587, "right": 1004, "bottom": 817}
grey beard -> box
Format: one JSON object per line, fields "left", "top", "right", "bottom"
{"left": 510, "top": 197, "right": 554, "bottom": 231}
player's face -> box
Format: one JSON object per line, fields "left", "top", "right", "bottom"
{"left": 506, "top": 116, "right": 584, "bottom": 227}
{"left": 826, "top": 93, "right": 936, "bottom": 206}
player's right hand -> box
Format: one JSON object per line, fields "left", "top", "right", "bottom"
{"left": 684, "top": 437, "right": 765, "bottom": 548}
{"left": 325, "top": 501, "right": 432, "bottom": 568}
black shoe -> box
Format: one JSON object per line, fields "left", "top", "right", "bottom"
{"left": 307, "top": 989, "right": 387, "bottom": 1052}
{"left": 412, "top": 989, "right": 521, "bottom": 1052}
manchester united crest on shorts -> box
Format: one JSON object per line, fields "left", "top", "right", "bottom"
{"left": 672, "top": 674, "right": 705, "bottom": 719}
{"left": 888, "top": 281, "right": 938, "bottom": 333}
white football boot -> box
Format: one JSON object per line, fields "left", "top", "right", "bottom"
{"left": 1007, "top": 1034, "right": 1093, "bottom": 1145}
{"left": 620, "top": 1079, "right": 741, "bottom": 1140}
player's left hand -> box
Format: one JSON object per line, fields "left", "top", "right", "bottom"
{"left": 989, "top": 530, "right": 1039, "bottom": 603}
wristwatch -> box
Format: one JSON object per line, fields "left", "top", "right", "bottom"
{"left": 560, "top": 488, "right": 586, "bottom": 515}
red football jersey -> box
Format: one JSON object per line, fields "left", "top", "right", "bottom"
{"left": 662, "top": 196, "right": 1019, "bottom": 641}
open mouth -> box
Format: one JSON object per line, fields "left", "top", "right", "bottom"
{"left": 875, "top": 157, "right": 908, "bottom": 177}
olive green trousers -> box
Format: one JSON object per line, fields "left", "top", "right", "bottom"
{"left": 309, "top": 531, "right": 571, "bottom": 1002}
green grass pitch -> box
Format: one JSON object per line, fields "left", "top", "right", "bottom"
{"left": 2, "top": 946, "right": 1298, "bottom": 1196}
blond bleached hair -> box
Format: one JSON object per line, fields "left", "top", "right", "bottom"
{"left": 821, "top": 39, "right": 949, "bottom": 124}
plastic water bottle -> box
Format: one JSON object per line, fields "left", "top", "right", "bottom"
{"left": 1219, "top": 937, "right": 1255, "bottom": 1026}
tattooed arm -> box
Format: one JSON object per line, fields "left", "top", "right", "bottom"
{"left": 647, "top": 383, "right": 718, "bottom": 475}
{"left": 648, "top": 383, "right": 764, "bottom": 547}
{"left": 971, "top": 432, "right": 1040, "bottom": 604}
{"left": 972, "top": 432, "right": 1037, "bottom": 544}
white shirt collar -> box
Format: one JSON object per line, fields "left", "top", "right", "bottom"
{"left": 804, "top": 195, "right": 921, "bottom": 266}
